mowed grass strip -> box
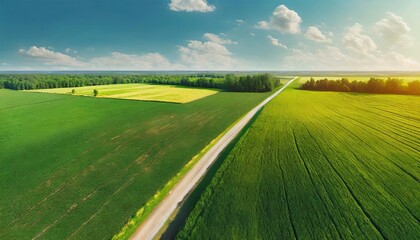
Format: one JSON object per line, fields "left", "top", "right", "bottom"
{"left": 177, "top": 83, "right": 420, "bottom": 240}
{"left": 28, "top": 83, "right": 220, "bottom": 103}
{"left": 0, "top": 88, "right": 272, "bottom": 240}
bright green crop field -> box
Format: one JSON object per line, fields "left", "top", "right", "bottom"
{"left": 177, "top": 83, "right": 420, "bottom": 239}
{"left": 0, "top": 88, "right": 272, "bottom": 239}
{"left": 27, "top": 83, "right": 219, "bottom": 103}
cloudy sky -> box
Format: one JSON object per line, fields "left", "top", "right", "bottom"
{"left": 1, "top": 0, "right": 419, "bottom": 71}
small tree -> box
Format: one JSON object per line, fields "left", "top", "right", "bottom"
{"left": 93, "top": 89, "right": 98, "bottom": 97}
{"left": 71, "top": 89, "right": 76, "bottom": 94}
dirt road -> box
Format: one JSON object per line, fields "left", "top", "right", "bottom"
{"left": 130, "top": 77, "right": 297, "bottom": 240}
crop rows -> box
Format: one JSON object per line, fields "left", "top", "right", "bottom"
{"left": 177, "top": 85, "right": 420, "bottom": 239}
{"left": 0, "top": 88, "right": 272, "bottom": 239}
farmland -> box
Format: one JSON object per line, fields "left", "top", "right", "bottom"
{"left": 27, "top": 83, "right": 219, "bottom": 103}
{"left": 0, "top": 87, "right": 273, "bottom": 239}
{"left": 177, "top": 82, "right": 420, "bottom": 239}
{"left": 299, "top": 76, "right": 420, "bottom": 83}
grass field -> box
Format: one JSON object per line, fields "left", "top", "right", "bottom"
{"left": 0, "top": 88, "right": 273, "bottom": 239}
{"left": 299, "top": 76, "right": 420, "bottom": 83}
{"left": 177, "top": 83, "right": 420, "bottom": 239}
{"left": 28, "top": 84, "right": 219, "bottom": 103}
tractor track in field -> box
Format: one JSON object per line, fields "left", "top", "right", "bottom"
{"left": 309, "top": 109, "right": 420, "bottom": 224}
{"left": 277, "top": 152, "right": 299, "bottom": 240}
{"left": 292, "top": 126, "right": 344, "bottom": 239}
{"left": 295, "top": 119, "right": 389, "bottom": 240}
{"left": 321, "top": 106, "right": 420, "bottom": 176}
{"left": 323, "top": 104, "right": 420, "bottom": 159}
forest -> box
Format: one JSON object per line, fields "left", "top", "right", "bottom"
{"left": 301, "top": 77, "right": 420, "bottom": 95}
{"left": 0, "top": 73, "right": 280, "bottom": 93}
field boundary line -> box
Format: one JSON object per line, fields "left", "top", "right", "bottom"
{"left": 127, "top": 77, "right": 297, "bottom": 240}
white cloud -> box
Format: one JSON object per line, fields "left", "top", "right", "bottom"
{"left": 176, "top": 32, "right": 241, "bottom": 69}
{"left": 250, "top": 33, "right": 255, "bottom": 37}
{"left": 343, "top": 23, "right": 377, "bottom": 53}
{"left": 283, "top": 44, "right": 419, "bottom": 71}
{"left": 305, "top": 26, "right": 332, "bottom": 43}
{"left": 267, "top": 35, "right": 287, "bottom": 49}
{"left": 169, "top": 0, "right": 215, "bottom": 12}
{"left": 385, "top": 52, "right": 418, "bottom": 68}
{"left": 18, "top": 46, "right": 180, "bottom": 70}
{"left": 236, "top": 19, "right": 245, "bottom": 25}
{"left": 178, "top": 40, "right": 235, "bottom": 70}
{"left": 65, "top": 48, "right": 78, "bottom": 54}
{"left": 203, "top": 33, "right": 237, "bottom": 45}
{"left": 374, "top": 12, "right": 412, "bottom": 47}
{"left": 284, "top": 46, "right": 348, "bottom": 70}
{"left": 18, "top": 38, "right": 240, "bottom": 70}
{"left": 257, "top": 5, "right": 302, "bottom": 34}
{"left": 89, "top": 52, "right": 177, "bottom": 70}
{"left": 19, "top": 46, "right": 85, "bottom": 67}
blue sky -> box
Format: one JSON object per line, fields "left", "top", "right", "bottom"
{"left": 1, "top": 0, "right": 419, "bottom": 71}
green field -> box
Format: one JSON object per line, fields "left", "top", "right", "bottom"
{"left": 177, "top": 83, "right": 420, "bottom": 239}
{"left": 28, "top": 84, "right": 219, "bottom": 103}
{"left": 299, "top": 76, "right": 420, "bottom": 83}
{"left": 0, "top": 88, "right": 273, "bottom": 239}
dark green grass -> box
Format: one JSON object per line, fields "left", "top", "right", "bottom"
{"left": 177, "top": 84, "right": 420, "bottom": 240}
{"left": 0, "top": 89, "right": 272, "bottom": 240}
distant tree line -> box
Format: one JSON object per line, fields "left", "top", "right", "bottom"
{"left": 0, "top": 73, "right": 281, "bottom": 92}
{"left": 225, "top": 74, "right": 281, "bottom": 92}
{"left": 301, "top": 78, "right": 420, "bottom": 95}
{"left": 0, "top": 74, "right": 208, "bottom": 90}
{"left": 180, "top": 77, "right": 225, "bottom": 89}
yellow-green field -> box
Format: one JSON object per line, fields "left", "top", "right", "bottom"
{"left": 28, "top": 84, "right": 219, "bottom": 103}
{"left": 299, "top": 76, "right": 420, "bottom": 83}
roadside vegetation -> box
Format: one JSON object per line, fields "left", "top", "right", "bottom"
{"left": 0, "top": 87, "right": 273, "bottom": 239}
{"left": 301, "top": 77, "right": 420, "bottom": 95}
{"left": 177, "top": 83, "right": 420, "bottom": 239}
{"left": 0, "top": 73, "right": 281, "bottom": 92}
